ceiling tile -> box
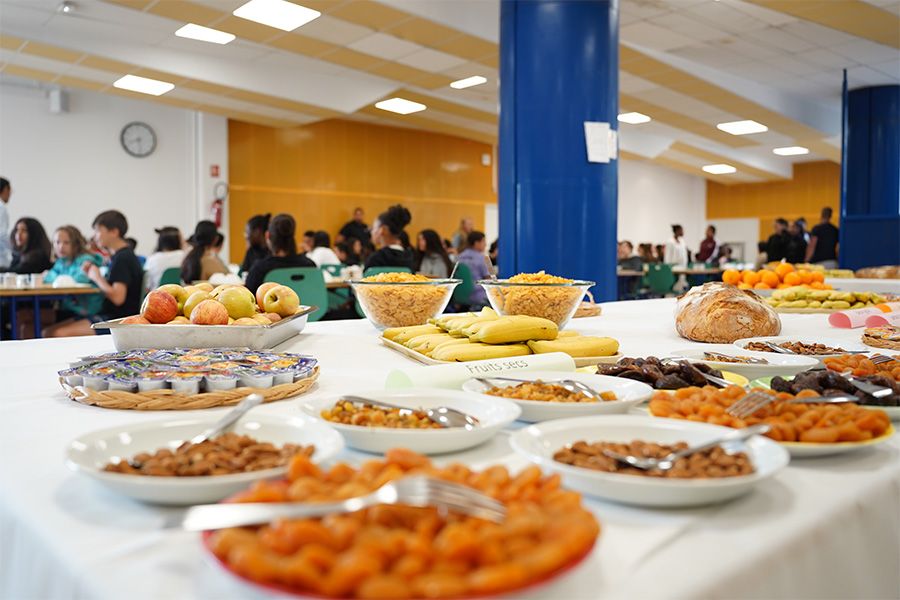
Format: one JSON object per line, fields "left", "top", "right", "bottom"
{"left": 647, "top": 13, "right": 727, "bottom": 42}
{"left": 740, "top": 26, "right": 817, "bottom": 53}
{"left": 778, "top": 21, "right": 858, "bottom": 47}
{"left": 730, "top": 0, "right": 798, "bottom": 26}
{"left": 831, "top": 39, "right": 900, "bottom": 65}
{"left": 439, "top": 61, "right": 495, "bottom": 80}
{"left": 619, "top": 73, "right": 658, "bottom": 94}
{"left": 869, "top": 59, "right": 900, "bottom": 78}
{"left": 21, "top": 40, "right": 84, "bottom": 63}
{"left": 684, "top": 2, "right": 770, "bottom": 33}
{"left": 847, "top": 64, "right": 900, "bottom": 86}
{"left": 395, "top": 47, "right": 466, "bottom": 72}
{"left": 712, "top": 37, "right": 783, "bottom": 61}
{"left": 794, "top": 48, "right": 857, "bottom": 70}
{"left": 384, "top": 17, "right": 461, "bottom": 46}
{"left": 323, "top": 47, "right": 384, "bottom": 71}
{"left": 433, "top": 35, "right": 496, "bottom": 62}
{"left": 668, "top": 45, "right": 748, "bottom": 69}
{"left": 268, "top": 33, "right": 336, "bottom": 57}
{"left": 146, "top": 1, "right": 222, "bottom": 27}
{"left": 348, "top": 32, "right": 421, "bottom": 60}
{"left": 299, "top": 14, "right": 373, "bottom": 45}
{"left": 621, "top": 21, "right": 697, "bottom": 51}
{"left": 328, "top": 1, "right": 411, "bottom": 30}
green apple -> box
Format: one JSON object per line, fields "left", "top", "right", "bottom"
{"left": 156, "top": 284, "right": 188, "bottom": 313}
{"left": 263, "top": 285, "right": 300, "bottom": 317}
{"left": 183, "top": 291, "right": 211, "bottom": 319}
{"left": 194, "top": 282, "right": 214, "bottom": 293}
{"left": 218, "top": 287, "right": 257, "bottom": 319}
{"left": 210, "top": 284, "right": 239, "bottom": 299}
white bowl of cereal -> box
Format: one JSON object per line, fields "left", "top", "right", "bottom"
{"left": 479, "top": 272, "right": 593, "bottom": 328}
{"left": 351, "top": 273, "right": 461, "bottom": 329}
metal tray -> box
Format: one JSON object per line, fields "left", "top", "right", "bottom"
{"left": 92, "top": 306, "right": 317, "bottom": 351}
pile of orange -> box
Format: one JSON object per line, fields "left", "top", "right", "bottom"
{"left": 722, "top": 263, "right": 830, "bottom": 291}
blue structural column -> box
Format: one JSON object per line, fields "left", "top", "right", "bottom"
{"left": 840, "top": 84, "right": 900, "bottom": 269}
{"left": 498, "top": 0, "right": 619, "bottom": 300}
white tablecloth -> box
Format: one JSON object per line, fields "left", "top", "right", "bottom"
{"left": 826, "top": 277, "right": 900, "bottom": 294}
{"left": 2, "top": 299, "right": 898, "bottom": 600}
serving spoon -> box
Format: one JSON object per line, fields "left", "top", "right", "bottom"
{"left": 339, "top": 395, "right": 480, "bottom": 430}
{"left": 189, "top": 393, "right": 264, "bottom": 445}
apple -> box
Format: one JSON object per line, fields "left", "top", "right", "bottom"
{"left": 141, "top": 290, "right": 179, "bottom": 324}
{"left": 121, "top": 315, "right": 151, "bottom": 325}
{"left": 263, "top": 285, "right": 300, "bottom": 317}
{"left": 217, "top": 287, "right": 256, "bottom": 319}
{"left": 182, "top": 285, "right": 200, "bottom": 297}
{"left": 227, "top": 317, "right": 235, "bottom": 325}
{"left": 190, "top": 299, "right": 229, "bottom": 325}
{"left": 183, "top": 291, "right": 212, "bottom": 319}
{"left": 167, "top": 316, "right": 190, "bottom": 324}
{"left": 156, "top": 284, "right": 188, "bottom": 313}
{"left": 210, "top": 284, "right": 239, "bottom": 299}
{"left": 263, "top": 312, "right": 282, "bottom": 323}
{"left": 255, "top": 282, "right": 279, "bottom": 311}
{"left": 195, "top": 282, "right": 214, "bottom": 293}
{"left": 251, "top": 314, "right": 273, "bottom": 325}
{"left": 232, "top": 317, "right": 258, "bottom": 326}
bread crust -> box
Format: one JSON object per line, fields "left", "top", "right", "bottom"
{"left": 675, "top": 282, "right": 781, "bottom": 343}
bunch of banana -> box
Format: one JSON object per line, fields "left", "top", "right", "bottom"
{"left": 406, "top": 334, "right": 470, "bottom": 355}
{"left": 468, "top": 315, "right": 558, "bottom": 344}
{"left": 383, "top": 324, "right": 444, "bottom": 344}
{"left": 432, "top": 307, "right": 500, "bottom": 337}
{"left": 767, "top": 287, "right": 889, "bottom": 310}
{"left": 430, "top": 341, "right": 531, "bottom": 362}
{"left": 527, "top": 336, "right": 619, "bottom": 357}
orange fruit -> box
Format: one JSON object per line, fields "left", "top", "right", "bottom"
{"left": 737, "top": 283, "right": 752, "bottom": 290}
{"left": 774, "top": 263, "right": 795, "bottom": 279}
{"left": 823, "top": 283, "right": 833, "bottom": 290}
{"left": 777, "top": 283, "right": 791, "bottom": 289}
{"left": 809, "top": 281, "right": 825, "bottom": 290}
{"left": 741, "top": 270, "right": 761, "bottom": 286}
{"left": 760, "top": 270, "right": 780, "bottom": 288}
{"left": 722, "top": 269, "right": 741, "bottom": 285}
{"left": 810, "top": 271, "right": 825, "bottom": 283}
{"left": 754, "top": 282, "right": 771, "bottom": 290}
{"left": 783, "top": 272, "right": 801, "bottom": 286}
{"left": 797, "top": 269, "right": 813, "bottom": 284}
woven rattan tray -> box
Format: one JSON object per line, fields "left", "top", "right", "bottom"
{"left": 59, "top": 367, "right": 319, "bottom": 410}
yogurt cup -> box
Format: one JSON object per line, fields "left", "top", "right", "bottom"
{"left": 135, "top": 370, "right": 172, "bottom": 392}
{"left": 205, "top": 372, "right": 240, "bottom": 391}
{"left": 166, "top": 372, "right": 204, "bottom": 395}
{"left": 58, "top": 368, "right": 83, "bottom": 387}
{"left": 82, "top": 365, "right": 117, "bottom": 390}
{"left": 236, "top": 367, "right": 274, "bottom": 389}
{"left": 106, "top": 372, "right": 139, "bottom": 392}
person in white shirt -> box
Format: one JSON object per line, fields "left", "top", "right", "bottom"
{"left": 143, "top": 226, "right": 186, "bottom": 290}
{"left": 306, "top": 231, "right": 341, "bottom": 267}
{"left": 0, "top": 178, "right": 12, "bottom": 269}
{"left": 664, "top": 224, "right": 689, "bottom": 267}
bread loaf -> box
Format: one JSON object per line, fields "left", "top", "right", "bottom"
{"left": 675, "top": 282, "right": 781, "bottom": 343}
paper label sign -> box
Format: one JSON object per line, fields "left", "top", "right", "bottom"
{"left": 584, "top": 121, "right": 617, "bottom": 163}
{"left": 384, "top": 352, "right": 576, "bottom": 390}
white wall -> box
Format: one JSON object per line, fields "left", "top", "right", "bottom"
{"left": 617, "top": 158, "right": 707, "bottom": 254}
{"left": 0, "top": 81, "right": 228, "bottom": 260}
{"left": 708, "top": 217, "right": 761, "bottom": 265}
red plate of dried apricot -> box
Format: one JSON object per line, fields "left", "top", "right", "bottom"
{"left": 202, "top": 448, "right": 599, "bottom": 599}
{"left": 649, "top": 386, "right": 894, "bottom": 457}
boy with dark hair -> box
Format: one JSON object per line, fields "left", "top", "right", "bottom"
{"left": 766, "top": 218, "right": 790, "bottom": 263}
{"left": 46, "top": 210, "right": 144, "bottom": 337}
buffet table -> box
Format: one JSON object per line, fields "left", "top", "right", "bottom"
{"left": 1, "top": 298, "right": 898, "bottom": 599}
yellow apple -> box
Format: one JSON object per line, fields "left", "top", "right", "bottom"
{"left": 263, "top": 285, "right": 300, "bottom": 317}
{"left": 255, "top": 282, "right": 279, "bottom": 311}
{"left": 218, "top": 287, "right": 257, "bottom": 319}
{"left": 183, "top": 291, "right": 211, "bottom": 319}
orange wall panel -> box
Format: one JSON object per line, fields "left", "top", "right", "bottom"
{"left": 228, "top": 119, "right": 496, "bottom": 258}
{"left": 707, "top": 161, "right": 840, "bottom": 241}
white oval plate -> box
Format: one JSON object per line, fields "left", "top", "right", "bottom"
{"left": 66, "top": 414, "right": 344, "bottom": 505}
{"left": 300, "top": 388, "right": 520, "bottom": 455}
{"left": 750, "top": 375, "right": 900, "bottom": 422}
{"left": 510, "top": 415, "right": 789, "bottom": 508}
{"left": 733, "top": 336, "right": 868, "bottom": 367}
{"left": 779, "top": 426, "right": 895, "bottom": 457}
{"left": 460, "top": 371, "right": 653, "bottom": 423}
{"left": 669, "top": 344, "right": 819, "bottom": 379}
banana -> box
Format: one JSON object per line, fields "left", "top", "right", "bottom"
{"left": 430, "top": 342, "right": 531, "bottom": 362}
{"left": 433, "top": 312, "right": 474, "bottom": 330}
{"left": 405, "top": 333, "right": 457, "bottom": 353}
{"left": 850, "top": 301, "right": 866, "bottom": 309}
{"left": 527, "top": 336, "right": 619, "bottom": 358}
{"left": 807, "top": 300, "right": 822, "bottom": 308}
{"left": 385, "top": 325, "right": 444, "bottom": 344}
{"left": 468, "top": 315, "right": 558, "bottom": 344}
{"left": 809, "top": 290, "right": 831, "bottom": 301}
{"left": 557, "top": 330, "right": 580, "bottom": 338}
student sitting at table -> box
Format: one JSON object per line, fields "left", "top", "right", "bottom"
{"left": 181, "top": 221, "right": 228, "bottom": 284}
{"left": 334, "top": 241, "right": 359, "bottom": 266}
{"left": 1, "top": 217, "right": 52, "bottom": 274}
{"left": 456, "top": 231, "right": 491, "bottom": 308}
{"left": 365, "top": 204, "right": 414, "bottom": 270}
{"left": 42, "top": 225, "right": 103, "bottom": 337}
{"left": 415, "top": 229, "right": 452, "bottom": 278}
{"left": 46, "top": 210, "right": 143, "bottom": 337}
{"left": 240, "top": 214, "right": 270, "bottom": 275}
{"left": 245, "top": 213, "right": 315, "bottom": 293}
{"left": 143, "top": 226, "right": 185, "bottom": 290}
{"left": 306, "top": 231, "right": 341, "bottom": 267}
{"left": 617, "top": 240, "right": 642, "bottom": 271}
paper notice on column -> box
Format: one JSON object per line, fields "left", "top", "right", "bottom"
{"left": 384, "top": 352, "right": 576, "bottom": 390}
{"left": 584, "top": 121, "right": 611, "bottom": 163}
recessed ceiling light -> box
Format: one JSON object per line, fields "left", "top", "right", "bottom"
{"left": 716, "top": 120, "right": 768, "bottom": 135}
{"left": 175, "top": 23, "right": 236, "bottom": 45}
{"left": 113, "top": 74, "right": 174, "bottom": 96}
{"left": 617, "top": 112, "right": 651, "bottom": 124}
{"left": 375, "top": 97, "right": 426, "bottom": 115}
{"left": 702, "top": 164, "right": 737, "bottom": 175}
{"left": 233, "top": 0, "right": 320, "bottom": 32}
{"left": 773, "top": 146, "right": 809, "bottom": 156}
{"left": 450, "top": 76, "right": 487, "bottom": 89}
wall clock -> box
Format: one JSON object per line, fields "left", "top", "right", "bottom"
{"left": 120, "top": 121, "right": 156, "bottom": 158}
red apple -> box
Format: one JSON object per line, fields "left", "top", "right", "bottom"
{"left": 121, "top": 315, "right": 151, "bottom": 325}
{"left": 156, "top": 284, "right": 188, "bottom": 313}
{"left": 141, "top": 290, "right": 179, "bottom": 324}
{"left": 190, "top": 299, "right": 229, "bottom": 325}
{"left": 167, "top": 316, "right": 190, "bottom": 325}
{"left": 263, "top": 312, "right": 282, "bottom": 323}
{"left": 263, "top": 285, "right": 300, "bottom": 317}
{"left": 255, "top": 282, "right": 279, "bottom": 311}
{"left": 232, "top": 317, "right": 258, "bottom": 326}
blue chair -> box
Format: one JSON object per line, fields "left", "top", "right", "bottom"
{"left": 265, "top": 267, "right": 328, "bottom": 322}
{"left": 355, "top": 266, "right": 412, "bottom": 318}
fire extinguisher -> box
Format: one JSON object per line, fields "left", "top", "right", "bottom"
{"left": 211, "top": 181, "right": 228, "bottom": 227}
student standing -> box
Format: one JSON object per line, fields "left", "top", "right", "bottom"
{"left": 766, "top": 218, "right": 790, "bottom": 262}
{"left": 806, "top": 207, "right": 840, "bottom": 268}
{"left": 664, "top": 224, "right": 689, "bottom": 267}
{"left": 0, "top": 178, "right": 11, "bottom": 268}
{"left": 695, "top": 225, "right": 719, "bottom": 263}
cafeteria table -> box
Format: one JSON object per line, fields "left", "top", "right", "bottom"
{"left": 0, "top": 285, "right": 101, "bottom": 340}
{"left": 1, "top": 299, "right": 898, "bottom": 599}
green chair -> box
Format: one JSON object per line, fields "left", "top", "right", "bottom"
{"left": 320, "top": 264, "right": 349, "bottom": 310}
{"left": 644, "top": 263, "right": 676, "bottom": 297}
{"left": 356, "top": 266, "right": 412, "bottom": 318}
{"left": 450, "top": 262, "right": 475, "bottom": 308}
{"left": 265, "top": 267, "right": 328, "bottom": 322}
{"left": 320, "top": 264, "right": 344, "bottom": 278}
{"left": 159, "top": 267, "right": 182, "bottom": 286}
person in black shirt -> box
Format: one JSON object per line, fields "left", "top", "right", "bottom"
{"left": 766, "top": 218, "right": 790, "bottom": 262}
{"left": 806, "top": 206, "right": 840, "bottom": 267}
{"left": 365, "top": 205, "right": 414, "bottom": 270}
{"left": 785, "top": 220, "right": 808, "bottom": 264}
{"left": 3, "top": 217, "right": 52, "bottom": 274}
{"left": 338, "top": 207, "right": 371, "bottom": 247}
{"left": 46, "top": 210, "right": 143, "bottom": 337}
{"left": 244, "top": 213, "right": 315, "bottom": 293}
{"left": 240, "top": 213, "right": 271, "bottom": 275}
